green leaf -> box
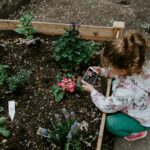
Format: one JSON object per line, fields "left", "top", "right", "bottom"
{"left": 0, "top": 127, "right": 10, "bottom": 137}
{"left": 50, "top": 119, "right": 57, "bottom": 130}
{"left": 15, "top": 28, "right": 26, "bottom": 35}
{"left": 56, "top": 74, "right": 62, "bottom": 82}
{"left": 64, "top": 142, "right": 70, "bottom": 150}
{"left": 0, "top": 107, "right": 4, "bottom": 112}
{"left": 66, "top": 73, "right": 73, "bottom": 78}
{"left": 0, "top": 117, "right": 7, "bottom": 124}
{"left": 55, "top": 92, "right": 65, "bottom": 102}
{"left": 53, "top": 86, "right": 61, "bottom": 95}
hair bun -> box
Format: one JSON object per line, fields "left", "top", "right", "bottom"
{"left": 129, "top": 31, "right": 146, "bottom": 49}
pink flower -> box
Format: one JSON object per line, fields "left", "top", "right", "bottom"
{"left": 57, "top": 78, "right": 76, "bottom": 93}
{"left": 57, "top": 82, "right": 65, "bottom": 91}
{"left": 57, "top": 82, "right": 62, "bottom": 86}
{"left": 66, "top": 81, "right": 76, "bottom": 93}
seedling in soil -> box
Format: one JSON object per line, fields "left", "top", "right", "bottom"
{"left": 7, "top": 68, "right": 32, "bottom": 92}
{"left": 15, "top": 11, "right": 37, "bottom": 45}
{"left": 0, "top": 66, "right": 31, "bottom": 93}
{"left": 0, "top": 106, "right": 10, "bottom": 137}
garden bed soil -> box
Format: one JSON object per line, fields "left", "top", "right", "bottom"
{"left": 0, "top": 31, "right": 115, "bottom": 150}
{"left": 0, "top": 0, "right": 149, "bottom": 149}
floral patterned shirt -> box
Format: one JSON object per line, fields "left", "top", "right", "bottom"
{"left": 90, "top": 62, "right": 150, "bottom": 127}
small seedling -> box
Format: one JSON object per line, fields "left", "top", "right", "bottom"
{"left": 0, "top": 106, "right": 10, "bottom": 137}
{"left": 15, "top": 12, "right": 37, "bottom": 41}
{"left": 7, "top": 68, "right": 32, "bottom": 92}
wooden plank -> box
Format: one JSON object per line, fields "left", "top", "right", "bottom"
{"left": 96, "top": 29, "right": 123, "bottom": 150}
{"left": 0, "top": 20, "right": 18, "bottom": 30}
{"left": 96, "top": 78, "right": 112, "bottom": 150}
{"left": 33, "top": 22, "right": 115, "bottom": 41}
{"left": 0, "top": 19, "right": 124, "bottom": 41}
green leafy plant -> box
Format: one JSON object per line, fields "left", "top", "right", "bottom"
{"left": 51, "top": 74, "right": 82, "bottom": 102}
{"left": 7, "top": 68, "right": 32, "bottom": 92}
{"left": 48, "top": 108, "right": 81, "bottom": 150}
{"left": 15, "top": 11, "right": 37, "bottom": 40}
{"left": 0, "top": 107, "right": 10, "bottom": 137}
{"left": 53, "top": 23, "right": 100, "bottom": 69}
{"left": 0, "top": 65, "right": 8, "bottom": 87}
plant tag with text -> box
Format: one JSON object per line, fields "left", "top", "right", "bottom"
{"left": 36, "top": 127, "right": 49, "bottom": 138}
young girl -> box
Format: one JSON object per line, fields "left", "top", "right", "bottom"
{"left": 82, "top": 31, "right": 150, "bottom": 141}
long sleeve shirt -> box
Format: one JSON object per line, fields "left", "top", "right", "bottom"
{"left": 90, "top": 62, "right": 150, "bottom": 127}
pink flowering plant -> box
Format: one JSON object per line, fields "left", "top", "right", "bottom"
{"left": 51, "top": 74, "right": 82, "bottom": 102}
{"left": 57, "top": 78, "right": 76, "bottom": 93}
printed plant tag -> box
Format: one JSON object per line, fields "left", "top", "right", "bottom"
{"left": 36, "top": 127, "right": 49, "bottom": 138}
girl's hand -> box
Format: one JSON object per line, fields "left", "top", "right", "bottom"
{"left": 82, "top": 80, "right": 95, "bottom": 92}
{"left": 92, "top": 66, "right": 101, "bottom": 75}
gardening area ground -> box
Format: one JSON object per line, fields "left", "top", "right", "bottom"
{"left": 0, "top": 0, "right": 150, "bottom": 150}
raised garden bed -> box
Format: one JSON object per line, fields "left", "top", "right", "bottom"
{"left": 0, "top": 19, "right": 124, "bottom": 150}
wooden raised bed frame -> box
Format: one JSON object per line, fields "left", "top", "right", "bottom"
{"left": 0, "top": 19, "right": 125, "bottom": 150}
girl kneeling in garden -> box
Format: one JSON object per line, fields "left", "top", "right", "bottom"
{"left": 82, "top": 31, "right": 150, "bottom": 141}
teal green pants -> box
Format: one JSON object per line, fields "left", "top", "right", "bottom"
{"left": 106, "top": 112, "right": 150, "bottom": 137}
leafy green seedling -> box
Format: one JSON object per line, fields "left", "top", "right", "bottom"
{"left": 15, "top": 11, "right": 37, "bottom": 40}
{"left": 7, "top": 68, "right": 32, "bottom": 92}
{"left": 0, "top": 107, "right": 10, "bottom": 137}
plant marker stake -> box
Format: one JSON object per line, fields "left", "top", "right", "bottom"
{"left": 8, "top": 100, "right": 15, "bottom": 121}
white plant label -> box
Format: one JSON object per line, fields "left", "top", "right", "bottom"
{"left": 8, "top": 100, "right": 15, "bottom": 121}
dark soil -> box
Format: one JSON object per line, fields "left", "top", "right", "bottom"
{"left": 0, "top": 31, "right": 114, "bottom": 150}
{"left": 1, "top": 0, "right": 149, "bottom": 149}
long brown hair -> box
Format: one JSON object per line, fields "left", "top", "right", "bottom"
{"left": 101, "top": 31, "right": 148, "bottom": 74}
